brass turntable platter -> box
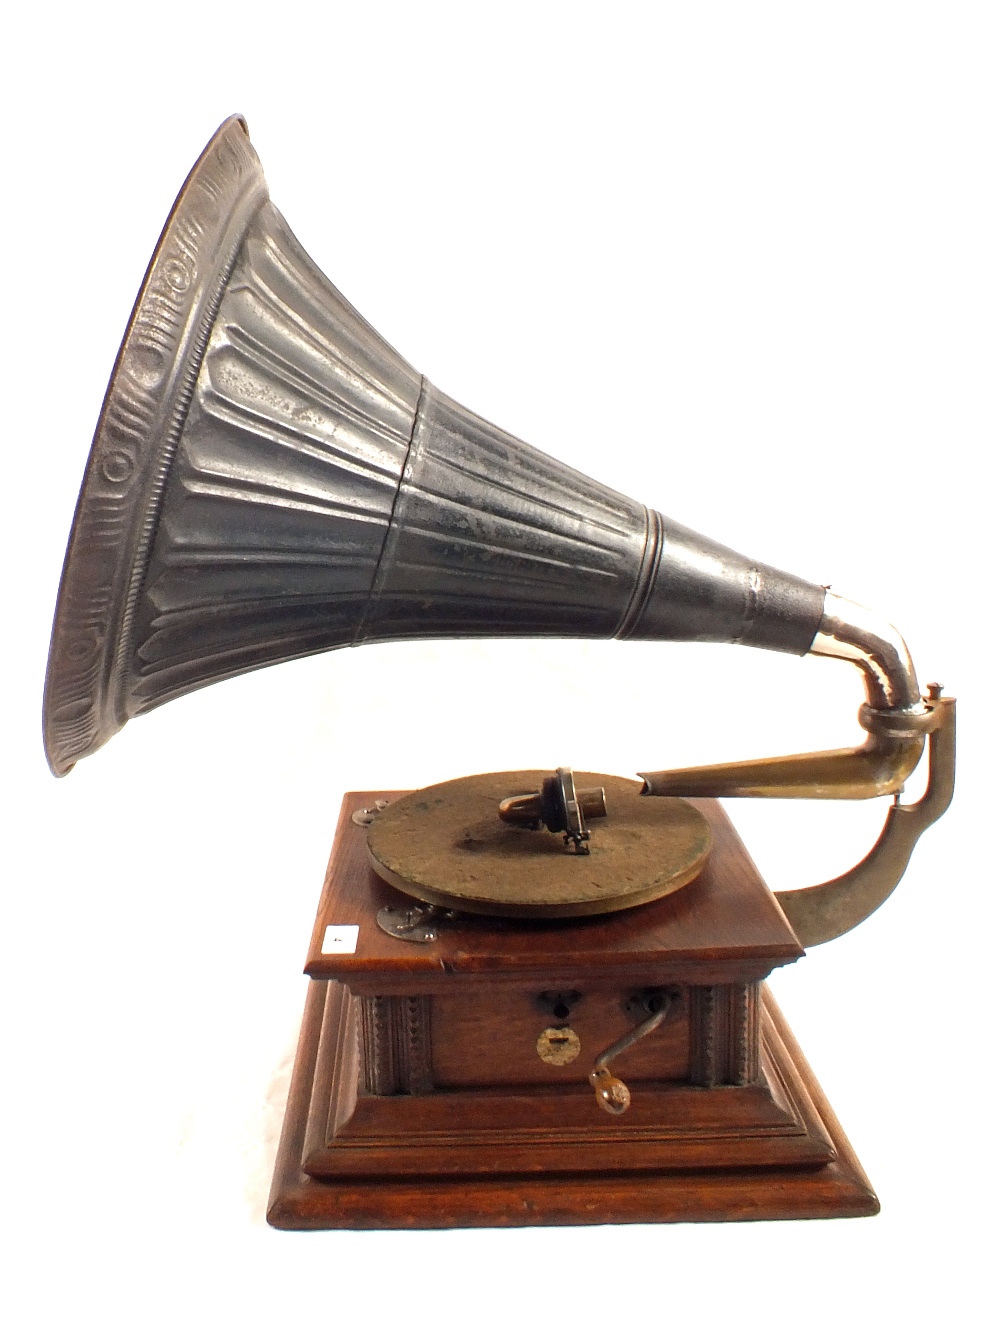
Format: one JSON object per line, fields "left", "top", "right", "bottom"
{"left": 367, "top": 770, "right": 712, "bottom": 918}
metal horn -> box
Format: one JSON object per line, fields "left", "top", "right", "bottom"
{"left": 43, "top": 117, "right": 954, "bottom": 943}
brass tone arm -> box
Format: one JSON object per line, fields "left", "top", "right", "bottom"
{"left": 640, "top": 592, "right": 936, "bottom": 802}
{"left": 636, "top": 587, "right": 955, "bottom": 945}
{"left": 639, "top": 732, "right": 926, "bottom": 801}
{"left": 638, "top": 692, "right": 946, "bottom": 800}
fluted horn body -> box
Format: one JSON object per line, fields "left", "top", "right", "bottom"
{"left": 44, "top": 117, "right": 824, "bottom": 776}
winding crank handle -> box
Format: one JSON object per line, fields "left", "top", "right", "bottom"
{"left": 589, "top": 991, "right": 677, "bottom": 1115}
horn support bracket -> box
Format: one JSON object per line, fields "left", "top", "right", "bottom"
{"left": 641, "top": 688, "right": 955, "bottom": 947}
{"left": 775, "top": 693, "right": 955, "bottom": 946}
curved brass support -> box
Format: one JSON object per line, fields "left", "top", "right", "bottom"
{"left": 775, "top": 697, "right": 955, "bottom": 947}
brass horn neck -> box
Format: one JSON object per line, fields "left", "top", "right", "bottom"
{"left": 640, "top": 593, "right": 933, "bottom": 801}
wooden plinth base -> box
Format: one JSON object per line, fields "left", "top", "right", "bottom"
{"left": 267, "top": 792, "right": 877, "bottom": 1229}
{"left": 268, "top": 982, "right": 876, "bottom": 1229}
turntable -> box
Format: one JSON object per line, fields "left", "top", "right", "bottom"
{"left": 43, "top": 117, "right": 955, "bottom": 1228}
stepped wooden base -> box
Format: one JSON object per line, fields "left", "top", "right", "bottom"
{"left": 267, "top": 792, "right": 878, "bottom": 1229}
{"left": 268, "top": 982, "right": 876, "bottom": 1228}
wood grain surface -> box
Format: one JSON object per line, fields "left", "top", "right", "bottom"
{"left": 306, "top": 791, "right": 804, "bottom": 990}
{"left": 268, "top": 983, "right": 878, "bottom": 1228}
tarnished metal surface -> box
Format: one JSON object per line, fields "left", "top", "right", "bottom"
{"left": 367, "top": 771, "right": 712, "bottom": 918}
{"left": 536, "top": 1027, "right": 582, "bottom": 1066}
{"left": 810, "top": 591, "right": 921, "bottom": 712}
{"left": 498, "top": 767, "right": 607, "bottom": 853}
{"left": 42, "top": 118, "right": 954, "bottom": 949}
{"left": 353, "top": 799, "right": 390, "bottom": 827}
{"left": 776, "top": 695, "right": 956, "bottom": 946}
{"left": 43, "top": 117, "right": 268, "bottom": 775}
{"left": 590, "top": 990, "right": 677, "bottom": 1115}
{"left": 639, "top": 682, "right": 946, "bottom": 801}
{"left": 640, "top": 735, "right": 926, "bottom": 800}
{"left": 589, "top": 1065, "right": 632, "bottom": 1115}
{"left": 374, "top": 903, "right": 446, "bottom": 943}
{"left": 44, "top": 116, "right": 827, "bottom": 777}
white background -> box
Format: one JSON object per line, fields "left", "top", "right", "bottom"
{"left": 2, "top": 4, "right": 995, "bottom": 1331}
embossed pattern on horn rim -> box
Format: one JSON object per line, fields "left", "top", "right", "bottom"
{"left": 43, "top": 116, "right": 268, "bottom": 774}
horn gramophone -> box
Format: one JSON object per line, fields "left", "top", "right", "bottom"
{"left": 45, "top": 116, "right": 954, "bottom": 1229}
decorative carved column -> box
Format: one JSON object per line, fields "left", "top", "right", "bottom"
{"left": 359, "top": 996, "right": 434, "bottom": 1095}
{"left": 689, "top": 983, "right": 760, "bottom": 1086}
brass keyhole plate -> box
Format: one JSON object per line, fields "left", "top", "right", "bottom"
{"left": 536, "top": 1026, "right": 582, "bottom": 1066}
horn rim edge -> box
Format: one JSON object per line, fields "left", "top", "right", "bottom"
{"left": 43, "top": 115, "right": 268, "bottom": 774}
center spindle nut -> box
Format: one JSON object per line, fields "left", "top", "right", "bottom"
{"left": 498, "top": 767, "right": 607, "bottom": 854}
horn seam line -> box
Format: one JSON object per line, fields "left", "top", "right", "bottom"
{"left": 352, "top": 375, "right": 427, "bottom": 646}
{"left": 736, "top": 568, "right": 763, "bottom": 645}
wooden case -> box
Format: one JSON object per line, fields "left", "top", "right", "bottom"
{"left": 268, "top": 793, "right": 877, "bottom": 1228}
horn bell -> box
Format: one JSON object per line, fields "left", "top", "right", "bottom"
{"left": 43, "top": 116, "right": 824, "bottom": 776}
